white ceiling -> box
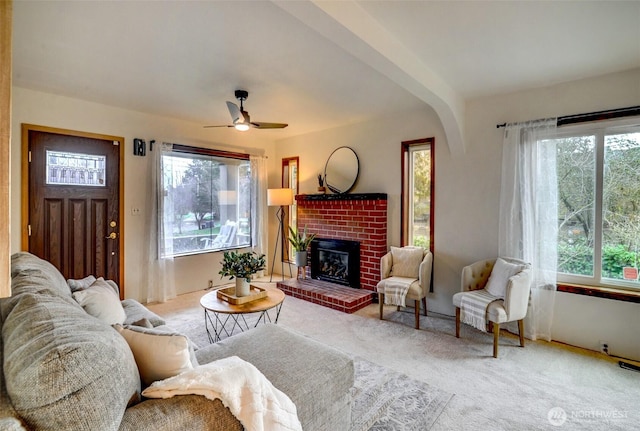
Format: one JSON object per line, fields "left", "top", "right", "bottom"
{"left": 12, "top": 1, "right": 640, "bottom": 143}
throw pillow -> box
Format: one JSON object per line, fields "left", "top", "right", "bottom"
{"left": 67, "top": 275, "right": 97, "bottom": 292}
{"left": 72, "top": 278, "right": 126, "bottom": 325}
{"left": 130, "top": 317, "right": 154, "bottom": 328}
{"left": 115, "top": 325, "right": 195, "bottom": 387}
{"left": 390, "top": 246, "right": 424, "bottom": 278}
{"left": 485, "top": 258, "right": 524, "bottom": 298}
{"left": 122, "top": 299, "right": 166, "bottom": 327}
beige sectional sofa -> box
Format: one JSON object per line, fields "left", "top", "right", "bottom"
{"left": 0, "top": 252, "right": 354, "bottom": 430}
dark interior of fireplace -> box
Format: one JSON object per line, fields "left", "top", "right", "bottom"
{"left": 310, "top": 238, "right": 360, "bottom": 288}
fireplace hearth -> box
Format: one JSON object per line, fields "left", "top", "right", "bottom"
{"left": 310, "top": 238, "right": 360, "bottom": 288}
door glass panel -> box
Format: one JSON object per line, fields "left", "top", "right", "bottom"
{"left": 46, "top": 150, "right": 106, "bottom": 186}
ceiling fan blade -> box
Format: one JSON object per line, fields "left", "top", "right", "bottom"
{"left": 203, "top": 125, "right": 234, "bottom": 128}
{"left": 226, "top": 101, "right": 242, "bottom": 123}
{"left": 250, "top": 122, "right": 288, "bottom": 129}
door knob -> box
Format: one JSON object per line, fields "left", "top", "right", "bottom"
{"left": 106, "top": 232, "right": 117, "bottom": 240}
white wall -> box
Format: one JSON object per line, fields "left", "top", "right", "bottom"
{"left": 11, "top": 87, "right": 277, "bottom": 302}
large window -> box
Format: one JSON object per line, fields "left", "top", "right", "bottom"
{"left": 161, "top": 145, "right": 251, "bottom": 257}
{"left": 553, "top": 122, "right": 640, "bottom": 289}
{"left": 402, "top": 138, "right": 434, "bottom": 250}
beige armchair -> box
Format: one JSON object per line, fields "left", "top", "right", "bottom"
{"left": 453, "top": 257, "right": 531, "bottom": 358}
{"left": 376, "top": 246, "right": 433, "bottom": 329}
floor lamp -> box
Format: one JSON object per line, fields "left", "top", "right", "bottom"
{"left": 268, "top": 188, "right": 294, "bottom": 282}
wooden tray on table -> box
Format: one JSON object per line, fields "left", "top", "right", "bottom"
{"left": 216, "top": 285, "right": 268, "bottom": 305}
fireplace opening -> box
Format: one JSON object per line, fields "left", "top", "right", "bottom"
{"left": 310, "top": 238, "right": 360, "bottom": 288}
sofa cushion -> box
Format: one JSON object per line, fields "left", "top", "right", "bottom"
{"left": 120, "top": 395, "right": 243, "bottom": 431}
{"left": 11, "top": 252, "right": 71, "bottom": 296}
{"left": 115, "top": 325, "right": 196, "bottom": 387}
{"left": 195, "top": 324, "right": 353, "bottom": 431}
{"left": 73, "top": 278, "right": 126, "bottom": 325}
{"left": 2, "top": 292, "right": 140, "bottom": 430}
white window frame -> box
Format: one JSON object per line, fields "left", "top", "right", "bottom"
{"left": 553, "top": 118, "right": 640, "bottom": 290}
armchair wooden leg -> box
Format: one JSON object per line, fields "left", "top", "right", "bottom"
{"left": 422, "top": 297, "right": 427, "bottom": 316}
{"left": 414, "top": 300, "right": 420, "bottom": 329}
{"left": 378, "top": 293, "right": 384, "bottom": 320}
{"left": 455, "top": 307, "right": 460, "bottom": 338}
{"left": 493, "top": 323, "right": 500, "bottom": 358}
{"left": 518, "top": 319, "right": 525, "bottom": 347}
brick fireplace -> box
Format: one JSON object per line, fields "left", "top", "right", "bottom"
{"left": 296, "top": 193, "right": 388, "bottom": 292}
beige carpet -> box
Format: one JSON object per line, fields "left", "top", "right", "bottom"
{"left": 148, "top": 281, "right": 640, "bottom": 430}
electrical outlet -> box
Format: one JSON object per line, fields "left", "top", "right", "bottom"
{"left": 131, "top": 207, "right": 141, "bottom": 216}
{"left": 208, "top": 280, "right": 213, "bottom": 289}
{"left": 599, "top": 341, "right": 609, "bottom": 355}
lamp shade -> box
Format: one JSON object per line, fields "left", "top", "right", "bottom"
{"left": 267, "top": 188, "right": 293, "bottom": 206}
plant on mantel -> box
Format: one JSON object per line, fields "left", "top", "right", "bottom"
{"left": 317, "top": 173, "right": 326, "bottom": 193}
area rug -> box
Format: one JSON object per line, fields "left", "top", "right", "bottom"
{"left": 165, "top": 313, "right": 453, "bottom": 431}
{"left": 350, "top": 357, "right": 453, "bottom": 431}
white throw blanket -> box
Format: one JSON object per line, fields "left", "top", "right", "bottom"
{"left": 459, "top": 289, "right": 501, "bottom": 332}
{"left": 382, "top": 277, "right": 413, "bottom": 306}
{"left": 141, "top": 356, "right": 302, "bottom": 431}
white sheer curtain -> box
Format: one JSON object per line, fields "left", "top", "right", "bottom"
{"left": 250, "top": 155, "right": 268, "bottom": 275}
{"left": 499, "top": 119, "right": 558, "bottom": 341}
{"left": 144, "top": 142, "right": 176, "bottom": 303}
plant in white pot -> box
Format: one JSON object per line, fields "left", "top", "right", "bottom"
{"left": 218, "top": 250, "right": 266, "bottom": 297}
{"left": 288, "top": 226, "right": 316, "bottom": 267}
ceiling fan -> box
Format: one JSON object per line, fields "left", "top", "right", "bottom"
{"left": 204, "top": 90, "right": 288, "bottom": 131}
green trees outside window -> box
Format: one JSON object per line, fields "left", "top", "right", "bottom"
{"left": 555, "top": 127, "right": 640, "bottom": 287}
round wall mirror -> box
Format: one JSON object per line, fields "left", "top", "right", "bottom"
{"left": 324, "top": 146, "right": 359, "bottom": 194}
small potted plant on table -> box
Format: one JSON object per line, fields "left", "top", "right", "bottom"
{"left": 219, "top": 250, "right": 266, "bottom": 297}
{"left": 288, "top": 226, "right": 316, "bottom": 268}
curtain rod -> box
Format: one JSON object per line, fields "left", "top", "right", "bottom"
{"left": 496, "top": 105, "right": 640, "bottom": 129}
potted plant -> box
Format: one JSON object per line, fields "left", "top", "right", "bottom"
{"left": 218, "top": 250, "right": 266, "bottom": 297}
{"left": 317, "top": 173, "right": 326, "bottom": 194}
{"left": 288, "top": 226, "right": 316, "bottom": 267}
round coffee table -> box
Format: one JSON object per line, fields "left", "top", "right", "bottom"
{"left": 200, "top": 284, "right": 285, "bottom": 343}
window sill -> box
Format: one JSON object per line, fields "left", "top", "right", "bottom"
{"left": 557, "top": 283, "right": 640, "bottom": 304}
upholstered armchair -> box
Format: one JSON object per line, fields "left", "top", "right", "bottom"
{"left": 453, "top": 257, "right": 532, "bottom": 358}
{"left": 376, "top": 246, "right": 433, "bottom": 329}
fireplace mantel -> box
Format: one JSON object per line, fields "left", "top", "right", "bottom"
{"left": 296, "top": 193, "right": 387, "bottom": 202}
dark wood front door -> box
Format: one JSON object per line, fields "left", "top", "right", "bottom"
{"left": 24, "top": 125, "right": 124, "bottom": 292}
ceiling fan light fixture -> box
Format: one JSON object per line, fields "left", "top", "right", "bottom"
{"left": 204, "top": 90, "right": 288, "bottom": 130}
{"left": 234, "top": 123, "right": 250, "bottom": 131}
